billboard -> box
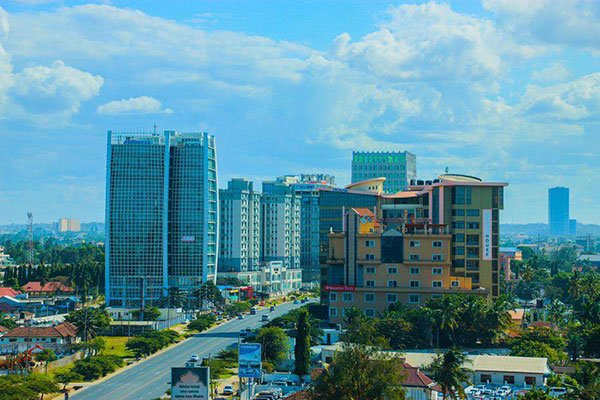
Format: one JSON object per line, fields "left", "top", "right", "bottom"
{"left": 323, "top": 284, "right": 355, "bottom": 292}
{"left": 482, "top": 209, "right": 492, "bottom": 260}
{"left": 171, "top": 367, "right": 209, "bottom": 400}
{"left": 239, "top": 343, "right": 262, "bottom": 378}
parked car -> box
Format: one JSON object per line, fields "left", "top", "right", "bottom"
{"left": 250, "top": 307, "right": 258, "bottom": 315}
{"left": 188, "top": 354, "right": 200, "bottom": 362}
{"left": 238, "top": 314, "right": 244, "bottom": 319}
{"left": 222, "top": 385, "right": 234, "bottom": 395}
{"left": 549, "top": 387, "right": 568, "bottom": 397}
{"left": 262, "top": 315, "right": 270, "bottom": 322}
{"left": 270, "top": 306, "right": 275, "bottom": 312}
{"left": 271, "top": 380, "right": 288, "bottom": 386}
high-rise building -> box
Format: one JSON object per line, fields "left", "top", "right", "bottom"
{"left": 57, "top": 218, "right": 81, "bottom": 232}
{"left": 548, "top": 187, "right": 569, "bottom": 236}
{"left": 261, "top": 182, "right": 301, "bottom": 270}
{"left": 219, "top": 179, "right": 261, "bottom": 272}
{"left": 351, "top": 151, "right": 417, "bottom": 194}
{"left": 105, "top": 130, "right": 218, "bottom": 308}
{"left": 569, "top": 219, "right": 577, "bottom": 237}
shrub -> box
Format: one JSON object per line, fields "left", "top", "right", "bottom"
{"left": 71, "top": 355, "right": 124, "bottom": 381}
{"left": 189, "top": 314, "right": 216, "bottom": 332}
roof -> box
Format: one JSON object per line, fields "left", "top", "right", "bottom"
{"left": 509, "top": 309, "right": 525, "bottom": 321}
{"left": 21, "top": 281, "right": 74, "bottom": 293}
{"left": 351, "top": 208, "right": 376, "bottom": 218}
{"left": 439, "top": 174, "right": 482, "bottom": 182}
{"left": 345, "top": 177, "right": 386, "bottom": 191}
{"left": 0, "top": 325, "right": 8, "bottom": 332}
{"left": 3, "top": 322, "right": 77, "bottom": 338}
{"left": 471, "top": 355, "right": 550, "bottom": 374}
{"left": 284, "top": 391, "right": 311, "bottom": 400}
{"left": 403, "top": 363, "right": 435, "bottom": 388}
{"left": 578, "top": 254, "right": 600, "bottom": 262}
{"left": 0, "top": 287, "right": 21, "bottom": 297}
{"left": 383, "top": 191, "right": 419, "bottom": 199}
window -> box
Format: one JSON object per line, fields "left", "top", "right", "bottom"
{"left": 432, "top": 241, "right": 443, "bottom": 248}
{"left": 451, "top": 280, "right": 459, "bottom": 287}
{"left": 329, "top": 307, "right": 337, "bottom": 317}
{"left": 467, "top": 247, "right": 479, "bottom": 258}
{"left": 453, "top": 233, "right": 465, "bottom": 243}
{"left": 410, "top": 267, "right": 420, "bottom": 275}
{"left": 364, "top": 293, "right": 375, "bottom": 302}
{"left": 329, "top": 292, "right": 338, "bottom": 302}
{"left": 410, "top": 280, "right": 420, "bottom": 288}
{"left": 466, "top": 234, "right": 479, "bottom": 245}
{"left": 409, "top": 254, "right": 420, "bottom": 261}
{"left": 365, "top": 253, "right": 375, "bottom": 260}
{"left": 364, "top": 309, "right": 375, "bottom": 317}
{"left": 503, "top": 375, "right": 515, "bottom": 384}
{"left": 432, "top": 267, "right": 443, "bottom": 275}
{"left": 432, "top": 254, "right": 443, "bottom": 261}
{"left": 466, "top": 209, "right": 480, "bottom": 217}
{"left": 432, "top": 281, "right": 442, "bottom": 288}
{"left": 365, "top": 280, "right": 375, "bottom": 287}
{"left": 453, "top": 246, "right": 465, "bottom": 256}
{"left": 386, "top": 293, "right": 398, "bottom": 303}
{"left": 466, "top": 260, "right": 479, "bottom": 271}
{"left": 387, "top": 280, "right": 398, "bottom": 288}
{"left": 365, "top": 240, "right": 375, "bottom": 247}
{"left": 342, "top": 308, "right": 352, "bottom": 317}
{"left": 525, "top": 376, "right": 536, "bottom": 386}
{"left": 342, "top": 292, "right": 353, "bottom": 302}
{"left": 409, "top": 294, "right": 420, "bottom": 304}
{"left": 452, "top": 209, "right": 465, "bottom": 216}
{"left": 452, "top": 221, "right": 465, "bottom": 229}
{"left": 366, "top": 267, "right": 376, "bottom": 274}
{"left": 387, "top": 267, "right": 398, "bottom": 274}
{"left": 480, "top": 374, "right": 492, "bottom": 383}
{"left": 409, "top": 240, "right": 420, "bottom": 248}
{"left": 467, "top": 222, "right": 480, "bottom": 229}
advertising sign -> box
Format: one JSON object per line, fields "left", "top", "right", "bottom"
{"left": 238, "top": 343, "right": 262, "bottom": 378}
{"left": 181, "top": 235, "right": 196, "bottom": 243}
{"left": 171, "top": 367, "right": 209, "bottom": 400}
{"left": 323, "top": 284, "right": 355, "bottom": 292}
{"left": 482, "top": 209, "right": 492, "bottom": 260}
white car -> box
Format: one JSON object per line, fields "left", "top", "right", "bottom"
{"left": 271, "top": 380, "right": 288, "bottom": 386}
{"left": 222, "top": 385, "right": 234, "bottom": 395}
{"left": 549, "top": 387, "right": 568, "bottom": 397}
{"left": 188, "top": 354, "right": 200, "bottom": 362}
{"left": 500, "top": 385, "right": 512, "bottom": 394}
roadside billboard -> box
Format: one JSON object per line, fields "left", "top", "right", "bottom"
{"left": 171, "top": 366, "right": 209, "bottom": 400}
{"left": 239, "top": 343, "right": 262, "bottom": 378}
{"left": 482, "top": 209, "right": 492, "bottom": 260}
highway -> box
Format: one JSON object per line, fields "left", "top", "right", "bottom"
{"left": 71, "top": 301, "right": 310, "bottom": 400}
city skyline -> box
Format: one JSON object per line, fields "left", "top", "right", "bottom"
{"left": 0, "top": 1, "right": 599, "bottom": 224}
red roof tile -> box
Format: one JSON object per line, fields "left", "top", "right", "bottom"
{"left": 0, "top": 325, "right": 8, "bottom": 332}
{"left": 4, "top": 322, "right": 77, "bottom": 338}
{"left": 403, "top": 363, "right": 435, "bottom": 388}
{"left": 0, "top": 287, "right": 21, "bottom": 297}
{"left": 21, "top": 281, "right": 74, "bottom": 293}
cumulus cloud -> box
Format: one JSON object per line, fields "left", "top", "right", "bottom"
{"left": 531, "top": 63, "right": 571, "bottom": 82}
{"left": 97, "top": 96, "right": 173, "bottom": 115}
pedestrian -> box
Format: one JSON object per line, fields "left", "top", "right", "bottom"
{"left": 64, "top": 391, "right": 69, "bottom": 400}
{"left": 214, "top": 386, "right": 218, "bottom": 396}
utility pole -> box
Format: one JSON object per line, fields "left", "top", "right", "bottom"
{"left": 27, "top": 212, "right": 34, "bottom": 265}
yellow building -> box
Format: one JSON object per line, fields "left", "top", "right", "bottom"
{"left": 325, "top": 207, "right": 483, "bottom": 324}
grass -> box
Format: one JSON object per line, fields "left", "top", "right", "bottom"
{"left": 99, "top": 336, "right": 133, "bottom": 358}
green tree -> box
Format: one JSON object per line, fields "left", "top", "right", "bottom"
{"left": 517, "top": 387, "right": 552, "bottom": 399}
{"left": 294, "top": 308, "right": 311, "bottom": 377}
{"left": 311, "top": 344, "right": 405, "bottom": 400}
{"left": 65, "top": 307, "right": 111, "bottom": 341}
{"left": 427, "top": 348, "right": 471, "bottom": 400}
{"left": 125, "top": 337, "right": 155, "bottom": 358}
{"left": 35, "top": 348, "right": 57, "bottom": 374}
{"left": 547, "top": 299, "right": 568, "bottom": 326}
{"left": 256, "top": 326, "right": 288, "bottom": 365}
{"left": 53, "top": 370, "right": 83, "bottom": 391}
{"left": 341, "top": 308, "right": 389, "bottom": 348}
{"left": 566, "top": 331, "right": 584, "bottom": 361}
{"left": 131, "top": 306, "right": 161, "bottom": 321}
{"left": 188, "top": 314, "right": 216, "bottom": 332}
{"left": 567, "top": 362, "right": 600, "bottom": 400}
{"left": 22, "top": 374, "right": 59, "bottom": 400}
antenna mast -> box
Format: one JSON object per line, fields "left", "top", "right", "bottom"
{"left": 27, "top": 212, "right": 34, "bottom": 265}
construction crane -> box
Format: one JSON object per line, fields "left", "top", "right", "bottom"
{"left": 0, "top": 344, "right": 44, "bottom": 372}
{"left": 27, "top": 211, "right": 34, "bottom": 265}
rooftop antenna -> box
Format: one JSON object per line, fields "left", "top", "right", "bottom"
{"left": 153, "top": 124, "right": 158, "bottom": 135}
{"left": 444, "top": 166, "right": 449, "bottom": 173}
{"left": 27, "top": 212, "right": 34, "bottom": 265}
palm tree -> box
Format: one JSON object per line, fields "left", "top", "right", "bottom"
{"left": 547, "top": 299, "right": 567, "bottom": 326}
{"left": 428, "top": 348, "right": 472, "bottom": 399}
{"left": 437, "top": 296, "right": 460, "bottom": 344}
{"left": 568, "top": 271, "right": 583, "bottom": 301}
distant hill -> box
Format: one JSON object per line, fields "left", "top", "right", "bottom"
{"left": 501, "top": 223, "right": 600, "bottom": 236}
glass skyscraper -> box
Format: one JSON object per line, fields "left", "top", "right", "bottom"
{"left": 548, "top": 186, "right": 570, "bottom": 236}
{"left": 105, "top": 130, "right": 218, "bottom": 308}
{"left": 351, "top": 151, "right": 417, "bottom": 194}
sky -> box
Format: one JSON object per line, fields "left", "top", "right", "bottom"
{"left": 0, "top": 0, "right": 598, "bottom": 225}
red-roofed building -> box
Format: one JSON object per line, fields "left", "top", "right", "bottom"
{"left": 0, "top": 287, "right": 21, "bottom": 297}
{"left": 0, "top": 322, "right": 79, "bottom": 354}
{"left": 402, "top": 363, "right": 440, "bottom": 400}
{"left": 21, "top": 281, "right": 74, "bottom": 297}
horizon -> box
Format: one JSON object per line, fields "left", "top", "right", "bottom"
{"left": 0, "top": 1, "right": 599, "bottom": 224}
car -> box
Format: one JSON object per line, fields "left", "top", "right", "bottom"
{"left": 270, "top": 306, "right": 275, "bottom": 312}
{"left": 238, "top": 314, "right": 244, "bottom": 319}
{"left": 481, "top": 388, "right": 493, "bottom": 396}
{"left": 500, "top": 385, "right": 512, "bottom": 394}
{"left": 549, "top": 387, "right": 568, "bottom": 397}
{"left": 188, "top": 354, "right": 200, "bottom": 362}
{"left": 222, "top": 385, "right": 234, "bottom": 395}
{"left": 262, "top": 315, "right": 270, "bottom": 322}
{"left": 250, "top": 307, "right": 258, "bottom": 315}
{"left": 271, "top": 380, "right": 288, "bottom": 386}
{"left": 258, "top": 389, "right": 282, "bottom": 398}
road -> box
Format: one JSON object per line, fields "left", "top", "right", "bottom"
{"left": 72, "top": 301, "right": 311, "bottom": 400}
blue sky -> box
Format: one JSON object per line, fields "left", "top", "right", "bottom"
{"left": 0, "top": 0, "right": 598, "bottom": 224}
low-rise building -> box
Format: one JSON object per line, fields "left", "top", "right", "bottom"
{"left": 499, "top": 247, "right": 523, "bottom": 281}
{"left": 0, "top": 322, "right": 79, "bottom": 354}
{"left": 403, "top": 363, "right": 440, "bottom": 400}
{"left": 21, "top": 281, "right": 74, "bottom": 297}
{"left": 218, "top": 261, "right": 302, "bottom": 297}
{"left": 325, "top": 208, "right": 483, "bottom": 324}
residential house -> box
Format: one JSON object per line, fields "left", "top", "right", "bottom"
{"left": 0, "top": 321, "right": 79, "bottom": 354}
{"left": 21, "top": 281, "right": 74, "bottom": 297}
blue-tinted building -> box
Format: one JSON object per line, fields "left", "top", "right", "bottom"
{"left": 351, "top": 151, "right": 417, "bottom": 193}
{"left": 105, "top": 131, "right": 218, "bottom": 308}
{"left": 548, "top": 187, "right": 569, "bottom": 237}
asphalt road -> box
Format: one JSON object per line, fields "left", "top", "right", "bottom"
{"left": 71, "top": 301, "right": 312, "bottom": 400}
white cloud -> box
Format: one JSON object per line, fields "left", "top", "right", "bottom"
{"left": 97, "top": 96, "right": 173, "bottom": 115}
{"left": 531, "top": 62, "right": 571, "bottom": 82}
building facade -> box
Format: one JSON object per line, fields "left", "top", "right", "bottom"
{"left": 548, "top": 187, "right": 569, "bottom": 236}
{"left": 261, "top": 182, "right": 301, "bottom": 270}
{"left": 219, "top": 179, "right": 261, "bottom": 272}
{"left": 57, "top": 218, "right": 81, "bottom": 232}
{"left": 105, "top": 131, "right": 218, "bottom": 308}
{"left": 351, "top": 151, "right": 417, "bottom": 194}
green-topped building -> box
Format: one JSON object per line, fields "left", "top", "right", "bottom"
{"left": 351, "top": 151, "right": 417, "bottom": 194}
